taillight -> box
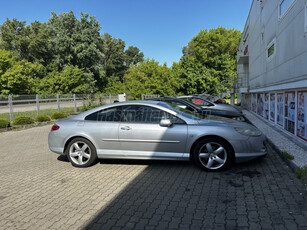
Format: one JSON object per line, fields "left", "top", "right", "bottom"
{"left": 51, "top": 124, "right": 60, "bottom": 131}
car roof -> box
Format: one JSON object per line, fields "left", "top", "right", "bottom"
{"left": 71, "top": 100, "right": 179, "bottom": 120}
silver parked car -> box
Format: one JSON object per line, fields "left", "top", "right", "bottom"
{"left": 48, "top": 101, "right": 267, "bottom": 172}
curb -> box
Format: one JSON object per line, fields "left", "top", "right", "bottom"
{"left": 265, "top": 137, "right": 298, "bottom": 172}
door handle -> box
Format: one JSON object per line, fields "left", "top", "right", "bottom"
{"left": 121, "top": 126, "right": 131, "bottom": 130}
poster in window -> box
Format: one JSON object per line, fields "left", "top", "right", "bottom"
{"left": 270, "top": 93, "right": 275, "bottom": 122}
{"left": 257, "top": 93, "right": 264, "bottom": 117}
{"left": 297, "top": 91, "right": 307, "bottom": 141}
{"left": 264, "top": 93, "right": 269, "bottom": 119}
{"left": 284, "top": 91, "right": 295, "bottom": 134}
{"left": 251, "top": 94, "right": 257, "bottom": 113}
{"left": 277, "top": 93, "right": 284, "bottom": 126}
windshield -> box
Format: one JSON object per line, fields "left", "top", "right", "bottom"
{"left": 159, "top": 102, "right": 202, "bottom": 120}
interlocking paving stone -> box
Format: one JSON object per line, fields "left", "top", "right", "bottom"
{"left": 0, "top": 125, "right": 306, "bottom": 230}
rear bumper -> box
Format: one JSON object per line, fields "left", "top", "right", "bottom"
{"left": 49, "top": 146, "right": 64, "bottom": 155}
{"left": 48, "top": 131, "right": 65, "bottom": 154}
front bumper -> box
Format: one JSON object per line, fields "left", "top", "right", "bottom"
{"left": 232, "top": 136, "right": 267, "bottom": 163}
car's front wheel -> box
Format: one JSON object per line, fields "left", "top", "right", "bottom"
{"left": 193, "top": 138, "right": 233, "bottom": 172}
{"left": 66, "top": 138, "right": 97, "bottom": 167}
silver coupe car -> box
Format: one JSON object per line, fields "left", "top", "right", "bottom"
{"left": 48, "top": 101, "right": 267, "bottom": 172}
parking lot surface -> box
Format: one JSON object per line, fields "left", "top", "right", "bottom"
{"left": 0, "top": 125, "right": 306, "bottom": 230}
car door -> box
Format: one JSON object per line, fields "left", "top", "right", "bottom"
{"left": 119, "top": 105, "right": 188, "bottom": 159}
{"left": 84, "top": 106, "right": 123, "bottom": 157}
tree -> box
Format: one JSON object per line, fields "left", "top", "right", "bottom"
{"left": 180, "top": 27, "right": 241, "bottom": 95}
{"left": 0, "top": 59, "right": 45, "bottom": 94}
{"left": 0, "top": 19, "right": 30, "bottom": 60}
{"left": 38, "top": 66, "right": 92, "bottom": 94}
{"left": 173, "top": 56, "right": 219, "bottom": 95}
{"left": 47, "top": 11, "right": 103, "bottom": 92}
{"left": 27, "top": 21, "right": 52, "bottom": 65}
{"left": 122, "top": 59, "right": 179, "bottom": 99}
{"left": 124, "top": 46, "right": 144, "bottom": 67}
{"left": 100, "top": 33, "right": 126, "bottom": 83}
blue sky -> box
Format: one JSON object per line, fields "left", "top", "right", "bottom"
{"left": 0, "top": 0, "right": 252, "bottom": 66}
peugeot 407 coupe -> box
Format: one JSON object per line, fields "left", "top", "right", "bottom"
{"left": 48, "top": 101, "right": 267, "bottom": 172}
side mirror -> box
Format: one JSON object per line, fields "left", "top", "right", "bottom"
{"left": 160, "top": 119, "right": 172, "bottom": 127}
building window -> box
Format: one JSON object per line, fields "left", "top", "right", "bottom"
{"left": 267, "top": 39, "right": 276, "bottom": 61}
{"left": 279, "top": 0, "right": 296, "bottom": 19}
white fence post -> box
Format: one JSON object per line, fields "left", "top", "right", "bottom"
{"left": 57, "top": 94, "right": 60, "bottom": 112}
{"left": 73, "top": 94, "right": 77, "bottom": 113}
{"left": 8, "top": 95, "right": 14, "bottom": 122}
{"left": 36, "top": 94, "right": 40, "bottom": 115}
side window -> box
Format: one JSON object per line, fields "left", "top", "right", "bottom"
{"left": 165, "top": 112, "right": 186, "bottom": 124}
{"left": 85, "top": 107, "right": 121, "bottom": 122}
{"left": 122, "top": 105, "right": 165, "bottom": 123}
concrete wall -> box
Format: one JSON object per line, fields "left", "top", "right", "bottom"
{"left": 238, "top": 0, "right": 307, "bottom": 91}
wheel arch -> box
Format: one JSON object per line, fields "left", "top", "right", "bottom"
{"left": 189, "top": 135, "right": 235, "bottom": 163}
{"left": 63, "top": 135, "right": 97, "bottom": 155}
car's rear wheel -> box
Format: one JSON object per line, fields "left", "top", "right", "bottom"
{"left": 66, "top": 138, "right": 97, "bottom": 167}
{"left": 193, "top": 138, "right": 233, "bottom": 172}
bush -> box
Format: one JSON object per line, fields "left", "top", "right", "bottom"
{"left": 51, "top": 112, "right": 67, "bottom": 120}
{"left": 0, "top": 118, "right": 10, "bottom": 128}
{"left": 35, "top": 114, "right": 51, "bottom": 122}
{"left": 12, "top": 116, "right": 34, "bottom": 126}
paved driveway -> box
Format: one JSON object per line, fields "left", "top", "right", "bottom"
{"left": 0, "top": 125, "right": 306, "bottom": 230}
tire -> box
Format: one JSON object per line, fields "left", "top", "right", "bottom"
{"left": 193, "top": 138, "right": 233, "bottom": 172}
{"left": 66, "top": 138, "right": 97, "bottom": 168}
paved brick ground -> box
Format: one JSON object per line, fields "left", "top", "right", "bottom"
{"left": 0, "top": 125, "right": 306, "bottom": 230}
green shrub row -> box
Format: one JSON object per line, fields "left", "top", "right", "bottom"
{"left": 0, "top": 112, "right": 68, "bottom": 128}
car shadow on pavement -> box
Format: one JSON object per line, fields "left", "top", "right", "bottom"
{"left": 57, "top": 155, "right": 69, "bottom": 162}
{"left": 81, "top": 156, "right": 280, "bottom": 230}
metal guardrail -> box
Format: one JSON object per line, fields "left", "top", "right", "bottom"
{"left": 0, "top": 94, "right": 121, "bottom": 121}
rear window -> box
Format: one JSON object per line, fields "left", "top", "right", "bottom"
{"left": 85, "top": 107, "right": 121, "bottom": 122}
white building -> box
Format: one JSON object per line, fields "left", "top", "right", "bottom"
{"left": 237, "top": 0, "right": 307, "bottom": 142}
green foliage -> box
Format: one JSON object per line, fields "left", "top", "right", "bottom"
{"left": 119, "top": 59, "right": 179, "bottom": 100}
{"left": 0, "top": 58, "right": 45, "bottom": 94}
{"left": 179, "top": 27, "right": 241, "bottom": 95}
{"left": 125, "top": 46, "right": 144, "bottom": 67}
{"left": 35, "top": 114, "right": 51, "bottom": 122}
{"left": 51, "top": 112, "right": 67, "bottom": 120}
{"left": 99, "top": 34, "right": 143, "bottom": 88}
{"left": 282, "top": 151, "right": 294, "bottom": 160}
{"left": 0, "top": 14, "right": 239, "bottom": 97}
{"left": 38, "top": 66, "right": 92, "bottom": 94}
{"left": 47, "top": 11, "right": 103, "bottom": 92}
{"left": 295, "top": 166, "right": 307, "bottom": 184}
{"left": 12, "top": 116, "right": 34, "bottom": 125}
{"left": 0, "top": 118, "right": 10, "bottom": 128}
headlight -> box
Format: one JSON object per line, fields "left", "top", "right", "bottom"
{"left": 234, "top": 127, "right": 262, "bottom": 136}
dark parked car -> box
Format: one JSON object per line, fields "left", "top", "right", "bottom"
{"left": 179, "top": 95, "right": 242, "bottom": 114}
{"left": 192, "top": 94, "right": 227, "bottom": 104}
{"left": 147, "top": 97, "right": 247, "bottom": 122}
